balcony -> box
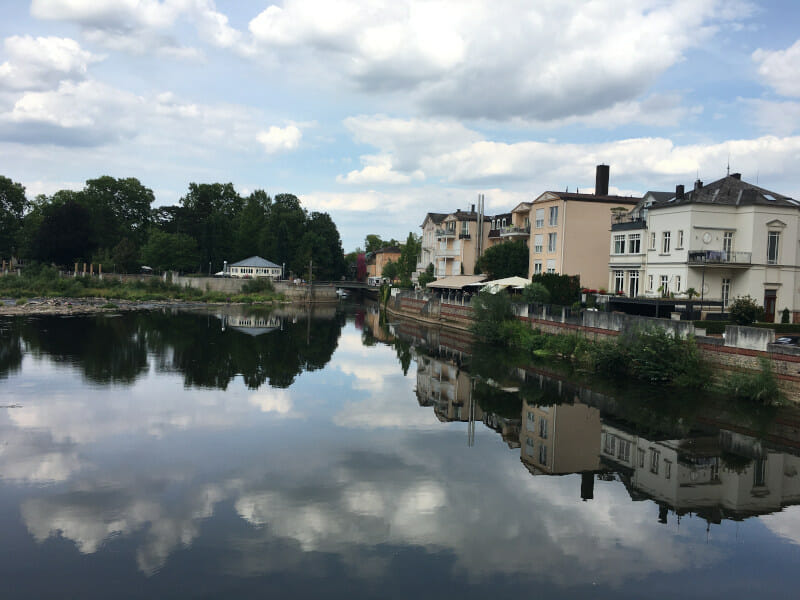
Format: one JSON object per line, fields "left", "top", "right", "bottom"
{"left": 459, "top": 233, "right": 471, "bottom": 240}
{"left": 500, "top": 225, "right": 531, "bottom": 238}
{"left": 435, "top": 247, "right": 461, "bottom": 258}
{"left": 435, "top": 228, "right": 456, "bottom": 239}
{"left": 488, "top": 228, "right": 502, "bottom": 239}
{"left": 611, "top": 214, "right": 645, "bottom": 231}
{"left": 688, "top": 250, "right": 751, "bottom": 266}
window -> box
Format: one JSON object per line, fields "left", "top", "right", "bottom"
{"left": 546, "top": 259, "right": 556, "bottom": 274}
{"left": 533, "top": 261, "right": 542, "bottom": 275}
{"left": 628, "top": 233, "right": 641, "bottom": 254}
{"left": 526, "top": 411, "right": 535, "bottom": 431}
{"left": 547, "top": 232, "right": 557, "bottom": 252}
{"left": 677, "top": 230, "right": 684, "bottom": 248}
{"left": 538, "top": 444, "right": 547, "bottom": 466}
{"left": 549, "top": 206, "right": 558, "bottom": 226}
{"left": 603, "top": 434, "right": 616, "bottom": 455}
{"left": 723, "top": 231, "right": 733, "bottom": 256}
{"left": 613, "top": 234, "right": 626, "bottom": 254}
{"left": 650, "top": 232, "right": 656, "bottom": 250}
{"left": 524, "top": 216, "right": 530, "bottom": 228}
{"left": 767, "top": 231, "right": 780, "bottom": 264}
{"left": 461, "top": 221, "right": 469, "bottom": 236}
{"left": 614, "top": 270, "right": 624, "bottom": 294}
{"left": 638, "top": 448, "right": 646, "bottom": 468}
{"left": 533, "top": 234, "right": 543, "bottom": 253}
{"left": 664, "top": 460, "right": 672, "bottom": 479}
{"left": 662, "top": 231, "right": 671, "bottom": 253}
{"left": 617, "top": 439, "right": 631, "bottom": 463}
{"left": 660, "top": 275, "right": 668, "bottom": 296}
{"left": 650, "top": 449, "right": 660, "bottom": 474}
{"left": 722, "top": 278, "right": 731, "bottom": 307}
{"left": 753, "top": 458, "right": 766, "bottom": 487}
{"left": 629, "top": 271, "right": 640, "bottom": 297}
{"left": 491, "top": 219, "right": 496, "bottom": 229}
{"left": 648, "top": 274, "right": 654, "bottom": 291}
{"left": 675, "top": 275, "right": 681, "bottom": 292}
{"left": 539, "top": 417, "right": 548, "bottom": 439}
{"left": 535, "top": 208, "right": 544, "bottom": 228}
{"left": 525, "top": 437, "right": 534, "bottom": 456}
{"left": 501, "top": 218, "right": 507, "bottom": 227}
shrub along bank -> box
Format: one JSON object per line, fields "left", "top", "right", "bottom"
{"left": 0, "top": 265, "right": 283, "bottom": 304}
{"left": 470, "top": 290, "right": 783, "bottom": 405}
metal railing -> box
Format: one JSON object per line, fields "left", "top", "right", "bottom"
{"left": 688, "top": 250, "right": 751, "bottom": 265}
{"left": 435, "top": 228, "right": 456, "bottom": 238}
{"left": 500, "top": 225, "right": 531, "bottom": 237}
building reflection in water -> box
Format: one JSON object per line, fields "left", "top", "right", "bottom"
{"left": 401, "top": 326, "right": 800, "bottom": 527}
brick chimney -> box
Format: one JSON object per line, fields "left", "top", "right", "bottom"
{"left": 595, "top": 165, "right": 609, "bottom": 196}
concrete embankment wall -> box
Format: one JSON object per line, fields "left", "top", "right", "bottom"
{"left": 170, "top": 275, "right": 338, "bottom": 302}
{"left": 387, "top": 292, "right": 800, "bottom": 402}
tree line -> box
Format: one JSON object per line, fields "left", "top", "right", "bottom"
{"left": 0, "top": 175, "right": 346, "bottom": 280}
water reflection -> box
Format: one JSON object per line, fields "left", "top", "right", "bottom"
{"left": 0, "top": 308, "right": 799, "bottom": 597}
{"left": 391, "top": 318, "right": 800, "bottom": 527}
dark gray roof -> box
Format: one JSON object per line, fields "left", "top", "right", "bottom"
{"left": 230, "top": 256, "right": 281, "bottom": 268}
{"left": 421, "top": 212, "right": 448, "bottom": 226}
{"left": 445, "top": 209, "right": 492, "bottom": 222}
{"left": 644, "top": 191, "right": 673, "bottom": 203}
{"left": 650, "top": 175, "right": 798, "bottom": 209}
{"left": 544, "top": 192, "right": 641, "bottom": 205}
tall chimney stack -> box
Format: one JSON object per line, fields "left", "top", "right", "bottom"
{"left": 676, "top": 184, "right": 684, "bottom": 200}
{"left": 595, "top": 165, "right": 610, "bottom": 196}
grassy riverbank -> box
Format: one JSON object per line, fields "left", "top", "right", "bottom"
{"left": 470, "top": 291, "right": 784, "bottom": 405}
{"left": 0, "top": 266, "right": 283, "bottom": 304}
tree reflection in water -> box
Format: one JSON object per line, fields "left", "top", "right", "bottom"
{"left": 0, "top": 306, "right": 344, "bottom": 389}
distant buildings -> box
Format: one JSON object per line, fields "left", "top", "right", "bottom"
{"left": 367, "top": 246, "right": 402, "bottom": 278}
{"left": 229, "top": 256, "right": 282, "bottom": 278}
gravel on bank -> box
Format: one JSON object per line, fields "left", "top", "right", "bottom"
{"left": 0, "top": 297, "right": 221, "bottom": 316}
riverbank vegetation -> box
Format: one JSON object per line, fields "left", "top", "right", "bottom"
{"left": 0, "top": 265, "right": 283, "bottom": 304}
{"left": 470, "top": 290, "right": 783, "bottom": 404}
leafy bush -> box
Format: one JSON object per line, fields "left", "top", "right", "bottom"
{"left": 729, "top": 295, "right": 764, "bottom": 325}
{"left": 531, "top": 273, "right": 581, "bottom": 306}
{"left": 418, "top": 263, "right": 435, "bottom": 288}
{"left": 781, "top": 308, "right": 791, "bottom": 324}
{"left": 470, "top": 290, "right": 514, "bottom": 345}
{"left": 241, "top": 278, "right": 274, "bottom": 294}
{"left": 522, "top": 282, "right": 550, "bottom": 304}
{"left": 723, "top": 358, "right": 782, "bottom": 405}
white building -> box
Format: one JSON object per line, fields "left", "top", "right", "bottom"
{"left": 229, "top": 256, "right": 282, "bottom": 278}
{"left": 630, "top": 174, "right": 800, "bottom": 322}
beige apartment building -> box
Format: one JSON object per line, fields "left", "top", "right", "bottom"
{"left": 367, "top": 246, "right": 402, "bottom": 278}
{"left": 528, "top": 166, "right": 640, "bottom": 290}
{"left": 418, "top": 208, "right": 490, "bottom": 278}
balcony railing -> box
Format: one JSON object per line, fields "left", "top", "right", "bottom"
{"left": 500, "top": 225, "right": 531, "bottom": 237}
{"left": 688, "top": 250, "right": 752, "bottom": 265}
{"left": 435, "top": 228, "right": 456, "bottom": 238}
{"left": 435, "top": 247, "right": 461, "bottom": 258}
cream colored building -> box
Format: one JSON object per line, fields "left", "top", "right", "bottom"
{"left": 367, "top": 246, "right": 402, "bottom": 278}
{"left": 418, "top": 208, "right": 490, "bottom": 278}
{"left": 528, "top": 166, "right": 640, "bottom": 289}
{"left": 643, "top": 174, "right": 800, "bottom": 322}
{"left": 229, "top": 256, "right": 282, "bottom": 278}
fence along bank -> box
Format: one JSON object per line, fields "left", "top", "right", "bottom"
{"left": 387, "top": 290, "right": 800, "bottom": 403}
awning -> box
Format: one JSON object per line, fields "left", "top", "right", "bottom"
{"left": 426, "top": 275, "right": 487, "bottom": 290}
{"left": 480, "top": 276, "right": 531, "bottom": 294}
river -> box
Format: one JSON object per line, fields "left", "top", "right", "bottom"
{"left": 0, "top": 304, "right": 798, "bottom": 599}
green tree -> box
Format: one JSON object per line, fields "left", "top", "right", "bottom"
{"left": 141, "top": 230, "right": 201, "bottom": 273}
{"left": 531, "top": 273, "right": 581, "bottom": 306}
{"left": 522, "top": 282, "right": 551, "bottom": 304}
{"left": 382, "top": 260, "right": 399, "bottom": 281}
{"left": 112, "top": 237, "right": 140, "bottom": 273}
{"left": 298, "top": 211, "right": 346, "bottom": 280}
{"left": 398, "top": 232, "right": 421, "bottom": 279}
{"left": 33, "top": 200, "right": 95, "bottom": 265}
{"left": 0, "top": 176, "right": 27, "bottom": 258}
{"left": 261, "top": 193, "right": 307, "bottom": 276}
{"left": 234, "top": 191, "right": 270, "bottom": 260}
{"left": 470, "top": 290, "right": 514, "bottom": 345}
{"left": 180, "top": 182, "right": 243, "bottom": 272}
{"left": 82, "top": 176, "right": 155, "bottom": 249}
{"left": 476, "top": 240, "right": 529, "bottom": 279}
{"left": 729, "top": 295, "right": 764, "bottom": 325}
{"left": 418, "top": 263, "right": 435, "bottom": 287}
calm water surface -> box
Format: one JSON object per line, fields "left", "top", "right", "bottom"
{"left": 1, "top": 305, "right": 799, "bottom": 599}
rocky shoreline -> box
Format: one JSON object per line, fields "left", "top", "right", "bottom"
{"left": 0, "top": 297, "right": 222, "bottom": 316}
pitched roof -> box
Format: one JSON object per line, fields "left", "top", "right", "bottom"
{"left": 650, "top": 174, "right": 798, "bottom": 209}
{"left": 444, "top": 209, "right": 491, "bottom": 222}
{"left": 643, "top": 191, "right": 673, "bottom": 203}
{"left": 230, "top": 256, "right": 281, "bottom": 268}
{"left": 421, "top": 212, "right": 448, "bottom": 227}
{"left": 539, "top": 191, "right": 641, "bottom": 205}
{"left": 426, "top": 274, "right": 487, "bottom": 289}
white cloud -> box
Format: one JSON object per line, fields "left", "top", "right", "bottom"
{"left": 249, "top": 0, "right": 751, "bottom": 122}
{"left": 753, "top": 39, "right": 800, "bottom": 97}
{"left": 256, "top": 124, "right": 302, "bottom": 154}
{"left": 745, "top": 98, "right": 800, "bottom": 135}
{"left": 248, "top": 388, "right": 295, "bottom": 415}
{"left": 30, "top": 0, "right": 241, "bottom": 57}
{"left": 0, "top": 35, "right": 99, "bottom": 91}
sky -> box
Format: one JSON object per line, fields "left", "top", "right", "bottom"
{"left": 2, "top": 0, "right": 800, "bottom": 251}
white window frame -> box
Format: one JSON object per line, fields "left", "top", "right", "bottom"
{"left": 660, "top": 275, "right": 669, "bottom": 297}
{"left": 533, "top": 234, "right": 543, "bottom": 253}
{"left": 648, "top": 274, "right": 654, "bottom": 291}
{"left": 546, "top": 259, "right": 556, "bottom": 274}
{"left": 675, "top": 275, "right": 681, "bottom": 293}
{"left": 767, "top": 231, "right": 780, "bottom": 264}
{"left": 722, "top": 278, "right": 731, "bottom": 307}
{"left": 650, "top": 232, "right": 656, "bottom": 250}
{"left": 533, "top": 261, "right": 542, "bottom": 275}
{"left": 677, "top": 230, "right": 684, "bottom": 249}
{"left": 613, "top": 234, "right": 626, "bottom": 255}
{"left": 547, "top": 232, "right": 557, "bottom": 252}
{"left": 628, "top": 233, "right": 641, "bottom": 254}
{"left": 662, "top": 231, "right": 671, "bottom": 254}
{"left": 629, "top": 271, "right": 640, "bottom": 297}
{"left": 535, "top": 208, "right": 544, "bottom": 228}
{"left": 549, "top": 206, "right": 558, "bottom": 226}
{"left": 614, "top": 270, "right": 624, "bottom": 294}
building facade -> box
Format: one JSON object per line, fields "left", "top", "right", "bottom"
{"left": 643, "top": 174, "right": 800, "bottom": 322}
{"left": 528, "top": 166, "right": 640, "bottom": 289}
{"left": 418, "top": 208, "right": 490, "bottom": 278}
{"left": 229, "top": 256, "right": 282, "bottom": 278}
{"left": 367, "top": 246, "right": 402, "bottom": 278}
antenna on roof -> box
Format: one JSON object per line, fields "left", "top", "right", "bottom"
{"left": 727, "top": 153, "right": 730, "bottom": 176}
